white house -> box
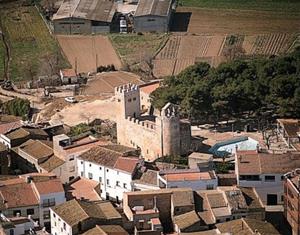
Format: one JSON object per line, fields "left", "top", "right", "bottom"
{"left": 77, "top": 145, "right": 141, "bottom": 202}
{"left": 158, "top": 169, "right": 218, "bottom": 191}
{"left": 0, "top": 213, "right": 37, "bottom": 235}
{"left": 0, "top": 173, "right": 65, "bottom": 230}
{"left": 235, "top": 150, "right": 300, "bottom": 206}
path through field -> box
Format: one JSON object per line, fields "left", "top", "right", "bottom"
{"left": 57, "top": 35, "right": 122, "bottom": 73}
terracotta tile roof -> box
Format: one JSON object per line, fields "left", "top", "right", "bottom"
{"left": 139, "top": 81, "right": 160, "bottom": 95}
{"left": 216, "top": 218, "right": 280, "bottom": 235}
{"left": 63, "top": 140, "right": 107, "bottom": 155}
{"left": 240, "top": 187, "right": 263, "bottom": 209}
{"left": 114, "top": 157, "right": 139, "bottom": 174}
{"left": 83, "top": 225, "right": 128, "bottom": 235}
{"left": 101, "top": 145, "right": 137, "bottom": 154}
{"left": 277, "top": 119, "right": 300, "bottom": 138}
{"left": 66, "top": 177, "right": 101, "bottom": 201}
{"left": 39, "top": 155, "right": 65, "bottom": 172}
{"left": 0, "top": 183, "right": 39, "bottom": 209}
{"left": 172, "top": 188, "right": 194, "bottom": 207}
{"left": 52, "top": 199, "right": 121, "bottom": 226}
{"left": 0, "top": 115, "right": 21, "bottom": 124}
{"left": 224, "top": 189, "right": 248, "bottom": 213}
{"left": 61, "top": 69, "right": 76, "bottom": 77}
{"left": 237, "top": 151, "right": 300, "bottom": 175}
{"left": 206, "top": 193, "right": 226, "bottom": 208}
{"left": 162, "top": 171, "right": 215, "bottom": 182}
{"left": 19, "top": 140, "right": 53, "bottom": 160}
{"left": 0, "top": 121, "right": 22, "bottom": 135}
{"left": 79, "top": 146, "right": 139, "bottom": 173}
{"left": 133, "top": 169, "right": 158, "bottom": 186}
{"left": 33, "top": 178, "right": 64, "bottom": 195}
{"left": 174, "top": 211, "right": 200, "bottom": 230}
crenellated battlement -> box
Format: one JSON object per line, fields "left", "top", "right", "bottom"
{"left": 124, "top": 116, "right": 157, "bottom": 130}
{"left": 115, "top": 83, "right": 139, "bottom": 94}
{"left": 161, "top": 102, "right": 179, "bottom": 118}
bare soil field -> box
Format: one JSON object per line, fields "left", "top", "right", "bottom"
{"left": 175, "top": 7, "right": 300, "bottom": 35}
{"left": 82, "top": 71, "right": 143, "bottom": 96}
{"left": 57, "top": 35, "right": 122, "bottom": 73}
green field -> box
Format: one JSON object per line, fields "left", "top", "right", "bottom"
{"left": 0, "top": 4, "right": 68, "bottom": 82}
{"left": 109, "top": 33, "right": 168, "bottom": 66}
{"left": 178, "top": 0, "right": 300, "bottom": 13}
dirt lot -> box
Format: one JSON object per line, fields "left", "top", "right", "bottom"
{"left": 39, "top": 97, "right": 117, "bottom": 126}
{"left": 82, "top": 71, "right": 143, "bottom": 96}
{"left": 175, "top": 7, "right": 300, "bottom": 35}
{"left": 57, "top": 35, "right": 122, "bottom": 73}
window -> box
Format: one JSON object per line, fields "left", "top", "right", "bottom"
{"left": 53, "top": 213, "right": 56, "bottom": 218}
{"left": 265, "top": 175, "right": 275, "bottom": 182}
{"left": 81, "top": 161, "right": 83, "bottom": 164}
{"left": 9, "top": 229, "right": 14, "bottom": 235}
{"left": 99, "top": 177, "right": 102, "bottom": 183}
{"left": 63, "top": 222, "right": 66, "bottom": 230}
{"left": 116, "top": 181, "right": 120, "bottom": 186}
{"left": 206, "top": 184, "right": 214, "bottom": 190}
{"left": 13, "top": 210, "right": 21, "bottom": 216}
{"left": 99, "top": 167, "right": 102, "bottom": 170}
{"left": 42, "top": 198, "right": 55, "bottom": 207}
{"left": 106, "top": 169, "right": 109, "bottom": 172}
{"left": 133, "top": 97, "right": 136, "bottom": 101}
{"left": 128, "top": 98, "right": 131, "bottom": 102}
{"left": 43, "top": 210, "right": 50, "bottom": 220}
{"left": 107, "top": 179, "right": 110, "bottom": 185}
{"left": 239, "top": 175, "right": 260, "bottom": 181}
{"left": 281, "top": 175, "right": 285, "bottom": 180}
{"left": 27, "top": 208, "right": 34, "bottom": 215}
{"left": 123, "top": 183, "right": 127, "bottom": 189}
{"left": 81, "top": 171, "right": 84, "bottom": 177}
{"left": 69, "top": 155, "right": 74, "bottom": 161}
{"left": 89, "top": 164, "right": 92, "bottom": 167}
{"left": 88, "top": 172, "right": 93, "bottom": 180}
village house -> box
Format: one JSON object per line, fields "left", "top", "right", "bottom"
{"left": 215, "top": 218, "right": 280, "bottom": 235}
{"left": 158, "top": 169, "right": 218, "bottom": 191}
{"left": 195, "top": 186, "right": 265, "bottom": 227}
{"left": 133, "top": 0, "right": 173, "bottom": 33}
{"left": 115, "top": 83, "right": 191, "bottom": 162}
{"left": 235, "top": 150, "right": 300, "bottom": 206}
{"left": 59, "top": 69, "right": 78, "bottom": 85}
{"left": 0, "top": 173, "right": 65, "bottom": 229}
{"left": 0, "top": 127, "right": 48, "bottom": 149}
{"left": 50, "top": 199, "right": 123, "bottom": 235}
{"left": 12, "top": 139, "right": 65, "bottom": 181}
{"left": 53, "top": 134, "right": 108, "bottom": 183}
{"left": 123, "top": 188, "right": 195, "bottom": 234}
{"left": 77, "top": 145, "right": 141, "bottom": 202}
{"left": 0, "top": 213, "right": 37, "bottom": 235}
{"left": 277, "top": 119, "right": 300, "bottom": 150}
{"left": 0, "top": 143, "right": 9, "bottom": 175}
{"left": 283, "top": 169, "right": 300, "bottom": 235}
{"left": 132, "top": 169, "right": 160, "bottom": 191}
{"left": 52, "top": 0, "right": 116, "bottom": 34}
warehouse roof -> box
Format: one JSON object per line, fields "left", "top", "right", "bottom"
{"left": 134, "top": 0, "right": 172, "bottom": 17}
{"left": 53, "top": 0, "right": 115, "bottom": 22}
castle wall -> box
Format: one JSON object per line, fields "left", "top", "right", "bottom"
{"left": 117, "top": 117, "right": 162, "bottom": 162}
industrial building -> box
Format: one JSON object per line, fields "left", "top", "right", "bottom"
{"left": 133, "top": 0, "right": 173, "bottom": 33}
{"left": 52, "top": 0, "right": 116, "bottom": 34}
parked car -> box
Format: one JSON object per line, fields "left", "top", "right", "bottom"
{"left": 65, "top": 97, "right": 77, "bottom": 103}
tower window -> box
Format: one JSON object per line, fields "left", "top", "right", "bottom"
{"left": 128, "top": 98, "right": 131, "bottom": 102}
{"left": 133, "top": 97, "right": 136, "bottom": 101}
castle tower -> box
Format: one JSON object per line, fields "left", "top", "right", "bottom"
{"left": 159, "top": 103, "right": 181, "bottom": 156}
{"left": 115, "top": 83, "right": 141, "bottom": 119}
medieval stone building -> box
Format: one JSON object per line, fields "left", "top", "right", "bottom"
{"left": 115, "top": 83, "right": 191, "bottom": 162}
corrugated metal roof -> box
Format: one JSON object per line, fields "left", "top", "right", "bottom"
{"left": 53, "top": 0, "right": 115, "bottom": 22}
{"left": 134, "top": 0, "right": 172, "bottom": 17}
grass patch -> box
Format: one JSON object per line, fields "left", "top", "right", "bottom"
{"left": 0, "top": 4, "right": 69, "bottom": 82}
{"left": 109, "top": 33, "right": 168, "bottom": 65}
{"left": 178, "top": 0, "right": 300, "bottom": 14}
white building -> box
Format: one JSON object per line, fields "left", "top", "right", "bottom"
{"left": 0, "top": 213, "right": 37, "bottom": 235}
{"left": 77, "top": 145, "right": 141, "bottom": 202}
{"left": 158, "top": 169, "right": 218, "bottom": 191}
{"left": 0, "top": 173, "right": 65, "bottom": 229}
{"left": 50, "top": 199, "right": 123, "bottom": 235}
{"left": 235, "top": 150, "right": 300, "bottom": 206}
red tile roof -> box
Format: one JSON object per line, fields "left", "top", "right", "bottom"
{"left": 114, "top": 157, "right": 139, "bottom": 174}
{"left": 61, "top": 69, "right": 76, "bottom": 77}
{"left": 139, "top": 81, "right": 160, "bottom": 95}
{"left": 33, "top": 178, "right": 64, "bottom": 195}
{"left": 0, "top": 121, "right": 22, "bottom": 135}
{"left": 162, "top": 171, "right": 215, "bottom": 182}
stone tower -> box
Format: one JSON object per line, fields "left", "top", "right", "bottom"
{"left": 159, "top": 103, "right": 181, "bottom": 156}
{"left": 115, "top": 83, "right": 140, "bottom": 119}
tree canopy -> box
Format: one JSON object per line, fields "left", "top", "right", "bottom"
{"left": 151, "top": 47, "right": 300, "bottom": 123}
{"left": 1, "top": 98, "right": 30, "bottom": 119}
